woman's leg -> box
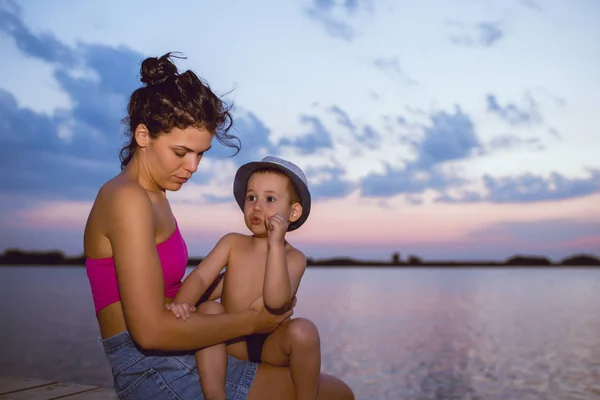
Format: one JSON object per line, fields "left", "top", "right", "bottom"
{"left": 194, "top": 301, "right": 228, "bottom": 400}
{"left": 248, "top": 363, "right": 355, "bottom": 400}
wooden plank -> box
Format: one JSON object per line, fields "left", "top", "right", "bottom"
{"left": 0, "top": 378, "right": 58, "bottom": 395}
{"left": 59, "top": 387, "right": 118, "bottom": 399}
{"left": 0, "top": 382, "right": 99, "bottom": 400}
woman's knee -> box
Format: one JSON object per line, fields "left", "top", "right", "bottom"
{"left": 196, "top": 300, "right": 225, "bottom": 315}
{"left": 319, "top": 373, "right": 355, "bottom": 400}
{"left": 286, "top": 318, "right": 320, "bottom": 349}
{"left": 249, "top": 365, "right": 354, "bottom": 400}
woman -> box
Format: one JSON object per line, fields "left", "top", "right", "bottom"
{"left": 84, "top": 52, "right": 354, "bottom": 399}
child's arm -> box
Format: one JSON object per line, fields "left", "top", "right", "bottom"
{"left": 174, "top": 233, "right": 235, "bottom": 306}
{"left": 263, "top": 214, "right": 307, "bottom": 314}
{"left": 199, "top": 272, "right": 225, "bottom": 302}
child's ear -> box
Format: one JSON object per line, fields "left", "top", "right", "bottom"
{"left": 289, "top": 203, "right": 303, "bottom": 223}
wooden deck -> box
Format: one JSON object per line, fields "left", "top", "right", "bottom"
{"left": 0, "top": 377, "right": 117, "bottom": 399}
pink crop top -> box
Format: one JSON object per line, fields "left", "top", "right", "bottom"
{"left": 85, "top": 223, "right": 188, "bottom": 314}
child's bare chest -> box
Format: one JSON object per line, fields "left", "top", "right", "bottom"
{"left": 221, "top": 247, "right": 267, "bottom": 311}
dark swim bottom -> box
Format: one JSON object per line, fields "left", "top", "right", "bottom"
{"left": 246, "top": 333, "right": 269, "bottom": 363}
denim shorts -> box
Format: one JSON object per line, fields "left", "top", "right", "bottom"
{"left": 102, "top": 330, "right": 258, "bottom": 400}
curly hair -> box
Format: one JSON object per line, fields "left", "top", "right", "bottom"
{"left": 119, "top": 52, "right": 240, "bottom": 169}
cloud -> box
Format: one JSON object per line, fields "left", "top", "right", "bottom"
{"left": 215, "top": 110, "right": 280, "bottom": 165}
{"left": 1, "top": 1, "right": 385, "bottom": 206}
{"left": 304, "top": 9, "right": 354, "bottom": 41}
{"left": 483, "top": 170, "right": 600, "bottom": 203}
{"left": 0, "top": 1, "right": 352, "bottom": 204}
{"left": 356, "top": 104, "right": 599, "bottom": 205}
{"left": 437, "top": 170, "right": 600, "bottom": 204}
{"left": 284, "top": 104, "right": 480, "bottom": 201}
{"left": 305, "top": 164, "right": 355, "bottom": 200}
{"left": 449, "top": 22, "right": 504, "bottom": 47}
{"left": 0, "top": 2, "right": 153, "bottom": 199}
{"left": 467, "top": 219, "right": 600, "bottom": 250}
{"left": 405, "top": 195, "right": 424, "bottom": 206}
{"left": 312, "top": 0, "right": 360, "bottom": 13}
{"left": 358, "top": 106, "right": 479, "bottom": 197}
{"left": 328, "top": 106, "right": 380, "bottom": 149}
{"left": 521, "top": 0, "right": 543, "bottom": 12}
{"left": 485, "top": 134, "right": 544, "bottom": 152}
{"left": 3, "top": 0, "right": 596, "bottom": 213}
{"left": 373, "top": 57, "right": 417, "bottom": 86}
{"left": 329, "top": 105, "right": 356, "bottom": 131}
{"left": 209, "top": 111, "right": 355, "bottom": 201}
{"left": 361, "top": 163, "right": 467, "bottom": 197}
{"left": 303, "top": 0, "right": 373, "bottom": 41}
{"left": 477, "top": 22, "right": 504, "bottom": 46}
{"left": 414, "top": 107, "right": 481, "bottom": 168}
{"left": 279, "top": 115, "right": 333, "bottom": 154}
{"left": 0, "top": 0, "right": 77, "bottom": 66}
{"left": 486, "top": 93, "right": 542, "bottom": 126}
{"left": 435, "top": 191, "right": 482, "bottom": 204}
{"left": 0, "top": 88, "right": 118, "bottom": 200}
{"left": 548, "top": 128, "right": 562, "bottom": 140}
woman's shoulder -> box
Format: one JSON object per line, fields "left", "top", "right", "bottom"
{"left": 85, "top": 177, "right": 156, "bottom": 257}
{"left": 95, "top": 176, "right": 154, "bottom": 220}
{"left": 98, "top": 176, "right": 148, "bottom": 201}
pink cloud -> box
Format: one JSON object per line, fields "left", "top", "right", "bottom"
{"left": 14, "top": 200, "right": 92, "bottom": 231}
{"left": 8, "top": 193, "right": 600, "bottom": 259}
{"left": 549, "top": 236, "right": 600, "bottom": 251}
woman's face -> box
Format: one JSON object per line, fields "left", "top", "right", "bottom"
{"left": 145, "top": 125, "right": 213, "bottom": 191}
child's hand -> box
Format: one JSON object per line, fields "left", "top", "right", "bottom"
{"left": 165, "top": 302, "right": 196, "bottom": 320}
{"left": 265, "top": 213, "right": 288, "bottom": 245}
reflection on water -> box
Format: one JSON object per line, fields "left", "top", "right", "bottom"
{"left": 1, "top": 267, "right": 600, "bottom": 399}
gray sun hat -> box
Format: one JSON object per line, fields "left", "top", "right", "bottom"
{"left": 233, "top": 156, "right": 311, "bottom": 231}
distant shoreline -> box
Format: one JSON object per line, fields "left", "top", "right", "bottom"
{"left": 1, "top": 249, "right": 599, "bottom": 267}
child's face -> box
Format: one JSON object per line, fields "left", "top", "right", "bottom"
{"left": 243, "top": 171, "right": 301, "bottom": 236}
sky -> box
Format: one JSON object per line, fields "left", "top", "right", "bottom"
{"left": 0, "top": 0, "right": 598, "bottom": 262}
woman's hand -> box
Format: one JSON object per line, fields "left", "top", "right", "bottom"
{"left": 249, "top": 295, "right": 295, "bottom": 334}
{"left": 165, "top": 302, "right": 196, "bottom": 320}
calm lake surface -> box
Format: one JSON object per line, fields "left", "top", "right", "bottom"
{"left": 1, "top": 266, "right": 600, "bottom": 399}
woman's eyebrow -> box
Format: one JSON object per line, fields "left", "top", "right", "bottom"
{"left": 174, "top": 145, "right": 212, "bottom": 153}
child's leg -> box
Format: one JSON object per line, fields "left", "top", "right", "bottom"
{"left": 259, "top": 318, "right": 321, "bottom": 400}
{"left": 194, "top": 301, "right": 227, "bottom": 400}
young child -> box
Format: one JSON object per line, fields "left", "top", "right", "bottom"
{"left": 166, "top": 156, "right": 320, "bottom": 400}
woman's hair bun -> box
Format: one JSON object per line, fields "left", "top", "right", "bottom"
{"left": 140, "top": 52, "right": 179, "bottom": 86}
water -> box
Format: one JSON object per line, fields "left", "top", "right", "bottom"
{"left": 1, "top": 266, "right": 599, "bottom": 399}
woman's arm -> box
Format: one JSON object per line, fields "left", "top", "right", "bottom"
{"left": 107, "top": 185, "right": 291, "bottom": 351}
